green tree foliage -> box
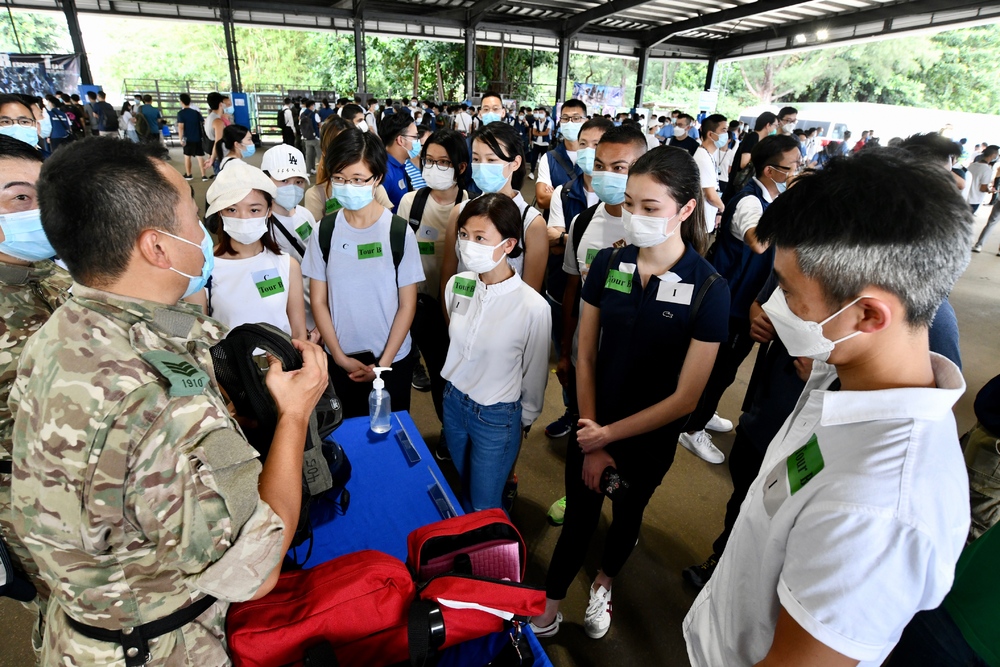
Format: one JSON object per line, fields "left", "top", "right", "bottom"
{"left": 0, "top": 11, "right": 71, "bottom": 53}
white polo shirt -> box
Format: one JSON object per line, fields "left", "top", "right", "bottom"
{"left": 693, "top": 145, "right": 721, "bottom": 233}
{"left": 731, "top": 177, "right": 774, "bottom": 242}
{"left": 684, "top": 353, "right": 970, "bottom": 667}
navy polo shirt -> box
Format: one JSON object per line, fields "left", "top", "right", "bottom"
{"left": 384, "top": 153, "right": 410, "bottom": 213}
{"left": 176, "top": 107, "right": 202, "bottom": 142}
{"left": 582, "top": 244, "right": 729, "bottom": 436}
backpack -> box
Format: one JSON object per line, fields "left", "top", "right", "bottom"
{"left": 318, "top": 211, "right": 409, "bottom": 280}
{"left": 277, "top": 107, "right": 287, "bottom": 130}
{"left": 134, "top": 110, "right": 152, "bottom": 138}
{"left": 100, "top": 102, "right": 120, "bottom": 131}
{"left": 209, "top": 323, "right": 349, "bottom": 551}
{"left": 406, "top": 187, "right": 465, "bottom": 233}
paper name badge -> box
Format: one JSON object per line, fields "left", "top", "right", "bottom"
{"left": 604, "top": 268, "right": 632, "bottom": 294}
{"left": 762, "top": 434, "right": 825, "bottom": 518}
{"left": 357, "top": 242, "right": 384, "bottom": 260}
{"left": 585, "top": 247, "right": 599, "bottom": 267}
{"left": 418, "top": 241, "right": 435, "bottom": 255}
{"left": 325, "top": 198, "right": 342, "bottom": 215}
{"left": 252, "top": 269, "right": 285, "bottom": 298}
{"left": 295, "top": 221, "right": 313, "bottom": 241}
{"left": 657, "top": 282, "right": 694, "bottom": 305}
{"left": 451, "top": 277, "right": 475, "bottom": 316}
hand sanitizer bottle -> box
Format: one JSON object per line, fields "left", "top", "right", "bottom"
{"left": 369, "top": 366, "right": 393, "bottom": 434}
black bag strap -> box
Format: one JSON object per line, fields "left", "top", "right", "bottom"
{"left": 408, "top": 599, "right": 446, "bottom": 667}
{"left": 205, "top": 275, "right": 213, "bottom": 317}
{"left": 65, "top": 594, "right": 217, "bottom": 667}
{"left": 0, "top": 460, "right": 10, "bottom": 474}
{"left": 570, "top": 203, "right": 600, "bottom": 266}
{"left": 688, "top": 273, "right": 721, "bottom": 336}
{"left": 409, "top": 188, "right": 432, "bottom": 231}
{"left": 0, "top": 536, "right": 36, "bottom": 602}
{"left": 272, "top": 217, "right": 307, "bottom": 257}
{"left": 550, "top": 145, "right": 576, "bottom": 182}
{"left": 320, "top": 212, "right": 407, "bottom": 272}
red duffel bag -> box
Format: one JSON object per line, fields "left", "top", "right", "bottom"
{"left": 227, "top": 550, "right": 415, "bottom": 667}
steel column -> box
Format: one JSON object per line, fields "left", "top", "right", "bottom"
{"left": 61, "top": 0, "right": 93, "bottom": 85}
{"left": 464, "top": 26, "right": 476, "bottom": 101}
{"left": 555, "top": 34, "right": 571, "bottom": 103}
{"left": 354, "top": 0, "right": 367, "bottom": 93}
{"left": 633, "top": 45, "right": 649, "bottom": 108}
{"left": 221, "top": 3, "right": 242, "bottom": 93}
{"left": 704, "top": 56, "right": 718, "bottom": 91}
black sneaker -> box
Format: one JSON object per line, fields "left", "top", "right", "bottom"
{"left": 412, "top": 360, "right": 431, "bottom": 392}
{"left": 434, "top": 432, "right": 451, "bottom": 462}
{"left": 502, "top": 475, "right": 518, "bottom": 512}
{"left": 183, "top": 173, "right": 193, "bottom": 181}
{"left": 544, "top": 411, "right": 575, "bottom": 438}
{"left": 682, "top": 555, "right": 719, "bottom": 589}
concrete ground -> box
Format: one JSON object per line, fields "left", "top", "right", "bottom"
{"left": 2, "top": 142, "right": 998, "bottom": 666}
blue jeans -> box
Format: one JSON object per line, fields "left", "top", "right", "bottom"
{"left": 442, "top": 382, "right": 522, "bottom": 512}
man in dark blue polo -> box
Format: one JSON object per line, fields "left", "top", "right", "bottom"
{"left": 378, "top": 112, "right": 419, "bottom": 213}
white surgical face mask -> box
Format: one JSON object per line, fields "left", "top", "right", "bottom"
{"left": 459, "top": 238, "right": 508, "bottom": 274}
{"left": 783, "top": 122, "right": 797, "bottom": 133}
{"left": 622, "top": 209, "right": 680, "bottom": 247}
{"left": 673, "top": 125, "right": 688, "bottom": 139}
{"left": 357, "top": 120, "right": 369, "bottom": 133}
{"left": 423, "top": 165, "right": 456, "bottom": 191}
{"left": 222, "top": 215, "right": 269, "bottom": 245}
{"left": 762, "top": 289, "right": 867, "bottom": 362}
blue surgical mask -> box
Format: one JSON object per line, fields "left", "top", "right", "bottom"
{"left": 576, "top": 147, "right": 596, "bottom": 176}
{"left": 0, "top": 125, "right": 38, "bottom": 147}
{"left": 0, "top": 209, "right": 56, "bottom": 261}
{"left": 591, "top": 171, "right": 628, "bottom": 205}
{"left": 560, "top": 122, "right": 583, "bottom": 142}
{"left": 775, "top": 180, "right": 787, "bottom": 194}
{"left": 331, "top": 182, "right": 375, "bottom": 211}
{"left": 38, "top": 115, "right": 52, "bottom": 139}
{"left": 714, "top": 132, "right": 729, "bottom": 150}
{"left": 160, "top": 222, "right": 214, "bottom": 299}
{"left": 481, "top": 112, "right": 502, "bottom": 125}
{"left": 274, "top": 184, "right": 305, "bottom": 210}
{"left": 471, "top": 163, "right": 510, "bottom": 193}
{"left": 241, "top": 142, "right": 256, "bottom": 158}
{"left": 407, "top": 138, "right": 422, "bottom": 160}
{"left": 225, "top": 105, "right": 235, "bottom": 114}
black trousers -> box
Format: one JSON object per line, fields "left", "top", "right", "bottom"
{"left": 281, "top": 127, "right": 295, "bottom": 146}
{"left": 410, "top": 293, "right": 450, "bottom": 421}
{"left": 711, "top": 425, "right": 766, "bottom": 556}
{"left": 328, "top": 348, "right": 417, "bottom": 419}
{"left": 544, "top": 428, "right": 678, "bottom": 600}
{"left": 529, "top": 145, "right": 550, "bottom": 171}
{"left": 686, "top": 316, "right": 755, "bottom": 432}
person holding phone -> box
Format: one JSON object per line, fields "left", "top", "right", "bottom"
{"left": 531, "top": 146, "right": 730, "bottom": 641}
{"left": 441, "top": 194, "right": 550, "bottom": 511}
{"left": 300, "top": 128, "right": 425, "bottom": 418}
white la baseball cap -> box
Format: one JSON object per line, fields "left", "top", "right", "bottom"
{"left": 260, "top": 144, "right": 310, "bottom": 181}
{"left": 206, "top": 160, "right": 278, "bottom": 217}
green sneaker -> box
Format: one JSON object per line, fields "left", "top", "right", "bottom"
{"left": 547, "top": 496, "right": 567, "bottom": 525}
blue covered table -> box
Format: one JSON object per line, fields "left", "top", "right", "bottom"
{"left": 304, "top": 412, "right": 552, "bottom": 667}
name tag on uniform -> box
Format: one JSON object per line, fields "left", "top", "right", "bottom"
{"left": 295, "top": 221, "right": 312, "bottom": 241}
{"left": 142, "top": 351, "right": 210, "bottom": 397}
{"left": 418, "top": 242, "right": 435, "bottom": 255}
{"left": 762, "top": 434, "right": 825, "bottom": 518}
{"left": 584, "top": 247, "right": 599, "bottom": 268}
{"left": 325, "top": 198, "right": 342, "bottom": 215}
{"left": 451, "top": 276, "right": 475, "bottom": 316}
{"left": 656, "top": 282, "right": 693, "bottom": 305}
{"left": 252, "top": 268, "right": 285, "bottom": 298}
{"left": 357, "top": 242, "right": 383, "bottom": 260}
{"left": 604, "top": 268, "right": 632, "bottom": 294}
{"left": 398, "top": 179, "right": 406, "bottom": 190}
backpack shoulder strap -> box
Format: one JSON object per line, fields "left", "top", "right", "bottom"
{"left": 688, "top": 273, "right": 721, "bottom": 336}
{"left": 319, "top": 212, "right": 337, "bottom": 264}
{"left": 455, "top": 188, "right": 465, "bottom": 206}
{"left": 550, "top": 146, "right": 575, "bottom": 180}
{"left": 273, "top": 218, "right": 306, "bottom": 257}
{"left": 409, "top": 188, "right": 432, "bottom": 231}
{"left": 389, "top": 214, "right": 408, "bottom": 271}
{"left": 570, "top": 204, "right": 599, "bottom": 261}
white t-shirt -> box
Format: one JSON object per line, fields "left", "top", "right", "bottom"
{"left": 532, "top": 118, "right": 553, "bottom": 146}
{"left": 547, "top": 184, "right": 600, "bottom": 230}
{"left": 719, "top": 142, "right": 739, "bottom": 183}
{"left": 536, "top": 147, "right": 577, "bottom": 187}
{"left": 454, "top": 111, "right": 473, "bottom": 134}
{"left": 122, "top": 110, "right": 135, "bottom": 132}
{"left": 455, "top": 192, "right": 540, "bottom": 278}
{"left": 210, "top": 250, "right": 293, "bottom": 335}
{"left": 398, "top": 188, "right": 469, "bottom": 298}
{"left": 645, "top": 133, "right": 660, "bottom": 151}
{"left": 966, "top": 161, "right": 994, "bottom": 205}
{"left": 300, "top": 208, "right": 425, "bottom": 362}
{"left": 731, "top": 178, "right": 774, "bottom": 242}
{"left": 562, "top": 203, "right": 626, "bottom": 364}
{"left": 441, "top": 271, "right": 551, "bottom": 426}
{"left": 271, "top": 207, "right": 317, "bottom": 264}
{"left": 694, "top": 146, "right": 721, "bottom": 233}
{"left": 684, "top": 354, "right": 970, "bottom": 667}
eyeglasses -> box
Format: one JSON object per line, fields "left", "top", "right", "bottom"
{"left": 0, "top": 116, "right": 35, "bottom": 128}
{"left": 559, "top": 115, "right": 585, "bottom": 123}
{"left": 423, "top": 158, "right": 453, "bottom": 171}
{"left": 331, "top": 174, "right": 376, "bottom": 187}
{"left": 400, "top": 134, "right": 420, "bottom": 142}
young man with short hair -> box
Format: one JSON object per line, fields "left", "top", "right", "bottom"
{"left": 176, "top": 92, "right": 206, "bottom": 181}
{"left": 684, "top": 148, "right": 973, "bottom": 667}
{"left": 694, "top": 113, "right": 728, "bottom": 234}
{"left": 94, "top": 91, "right": 118, "bottom": 135}
{"left": 668, "top": 114, "right": 699, "bottom": 155}
{"left": 535, "top": 98, "right": 587, "bottom": 211}
{"left": 379, "top": 112, "right": 421, "bottom": 212}
{"left": 529, "top": 107, "right": 554, "bottom": 178}
{"left": 777, "top": 106, "right": 798, "bottom": 135}
{"left": 83, "top": 91, "right": 100, "bottom": 136}
{"left": 138, "top": 94, "right": 163, "bottom": 144}
{"left": 298, "top": 99, "right": 320, "bottom": 174}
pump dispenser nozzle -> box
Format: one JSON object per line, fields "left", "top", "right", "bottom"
{"left": 372, "top": 366, "right": 392, "bottom": 390}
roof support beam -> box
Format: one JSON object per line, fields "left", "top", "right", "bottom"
{"left": 60, "top": 0, "right": 93, "bottom": 84}
{"left": 563, "top": 0, "right": 659, "bottom": 38}
{"left": 644, "top": 0, "right": 819, "bottom": 48}
{"left": 437, "top": 0, "right": 508, "bottom": 27}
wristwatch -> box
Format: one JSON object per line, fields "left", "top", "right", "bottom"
{"left": 560, "top": 232, "right": 567, "bottom": 246}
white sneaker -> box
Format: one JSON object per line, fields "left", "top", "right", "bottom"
{"left": 528, "top": 171, "right": 535, "bottom": 180}
{"left": 679, "top": 430, "right": 725, "bottom": 464}
{"left": 705, "top": 412, "right": 733, "bottom": 433}
{"left": 529, "top": 611, "right": 562, "bottom": 638}
{"left": 584, "top": 583, "right": 612, "bottom": 639}
{"left": 973, "top": 244, "right": 983, "bottom": 253}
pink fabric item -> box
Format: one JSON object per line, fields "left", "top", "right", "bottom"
{"left": 420, "top": 540, "right": 522, "bottom": 582}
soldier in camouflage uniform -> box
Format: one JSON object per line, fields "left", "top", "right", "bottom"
{"left": 0, "top": 132, "right": 72, "bottom": 653}
{"left": 9, "top": 138, "right": 328, "bottom": 666}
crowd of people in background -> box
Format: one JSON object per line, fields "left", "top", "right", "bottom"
{"left": 1, "top": 84, "right": 999, "bottom": 667}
